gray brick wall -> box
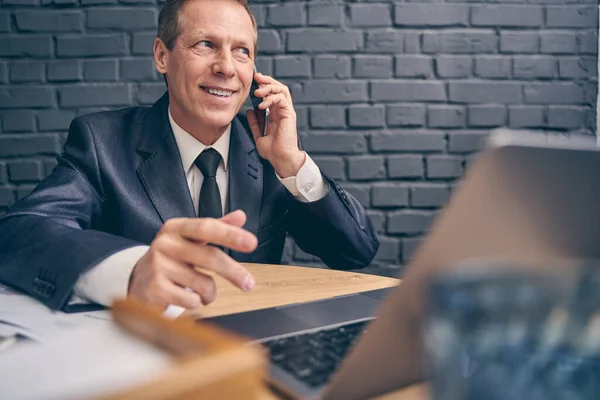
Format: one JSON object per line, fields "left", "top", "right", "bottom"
{"left": 0, "top": 0, "right": 597, "bottom": 277}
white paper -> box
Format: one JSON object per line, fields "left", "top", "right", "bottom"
{"left": 0, "top": 323, "right": 172, "bottom": 400}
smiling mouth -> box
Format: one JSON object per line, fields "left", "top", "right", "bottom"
{"left": 201, "top": 86, "right": 234, "bottom": 98}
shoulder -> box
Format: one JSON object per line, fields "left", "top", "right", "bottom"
{"left": 73, "top": 105, "right": 150, "bottom": 133}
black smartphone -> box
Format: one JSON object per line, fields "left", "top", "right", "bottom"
{"left": 250, "top": 65, "right": 268, "bottom": 136}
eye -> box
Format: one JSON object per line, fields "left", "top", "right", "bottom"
{"left": 196, "top": 40, "right": 214, "bottom": 49}
{"left": 235, "top": 47, "right": 250, "bottom": 56}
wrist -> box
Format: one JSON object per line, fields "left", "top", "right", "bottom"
{"left": 273, "top": 150, "right": 306, "bottom": 178}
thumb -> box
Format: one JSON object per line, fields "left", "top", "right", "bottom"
{"left": 246, "top": 109, "right": 262, "bottom": 143}
{"left": 219, "top": 209, "right": 247, "bottom": 228}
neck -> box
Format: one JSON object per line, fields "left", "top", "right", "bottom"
{"left": 168, "top": 104, "right": 227, "bottom": 147}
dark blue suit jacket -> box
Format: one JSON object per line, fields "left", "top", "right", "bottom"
{"left": 0, "top": 93, "right": 379, "bottom": 310}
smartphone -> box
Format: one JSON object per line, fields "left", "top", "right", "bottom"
{"left": 250, "top": 65, "right": 268, "bottom": 136}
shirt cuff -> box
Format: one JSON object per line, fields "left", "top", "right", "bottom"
{"left": 276, "top": 152, "right": 328, "bottom": 203}
{"left": 73, "top": 245, "right": 149, "bottom": 307}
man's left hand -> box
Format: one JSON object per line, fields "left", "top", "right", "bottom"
{"left": 246, "top": 72, "right": 305, "bottom": 178}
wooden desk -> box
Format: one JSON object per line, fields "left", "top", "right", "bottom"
{"left": 183, "top": 263, "right": 425, "bottom": 400}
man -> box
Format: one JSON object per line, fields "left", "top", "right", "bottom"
{"left": 0, "top": 0, "right": 379, "bottom": 312}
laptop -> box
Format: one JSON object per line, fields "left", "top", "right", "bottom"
{"left": 204, "top": 129, "right": 600, "bottom": 399}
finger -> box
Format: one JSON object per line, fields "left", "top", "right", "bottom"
{"left": 258, "top": 76, "right": 293, "bottom": 103}
{"left": 152, "top": 274, "right": 202, "bottom": 310}
{"left": 173, "top": 218, "right": 258, "bottom": 252}
{"left": 246, "top": 109, "right": 262, "bottom": 142}
{"left": 165, "top": 262, "right": 217, "bottom": 305}
{"left": 260, "top": 93, "right": 291, "bottom": 112}
{"left": 220, "top": 209, "right": 247, "bottom": 228}
{"left": 154, "top": 235, "right": 255, "bottom": 291}
{"left": 254, "top": 83, "right": 285, "bottom": 98}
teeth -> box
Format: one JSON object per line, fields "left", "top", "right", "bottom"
{"left": 205, "top": 87, "right": 233, "bottom": 97}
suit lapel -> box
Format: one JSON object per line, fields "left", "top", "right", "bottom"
{"left": 228, "top": 117, "right": 263, "bottom": 238}
{"left": 136, "top": 93, "right": 196, "bottom": 222}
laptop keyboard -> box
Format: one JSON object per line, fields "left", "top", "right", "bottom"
{"left": 262, "top": 320, "right": 370, "bottom": 388}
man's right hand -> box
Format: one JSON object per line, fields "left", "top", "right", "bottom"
{"left": 128, "top": 209, "right": 258, "bottom": 310}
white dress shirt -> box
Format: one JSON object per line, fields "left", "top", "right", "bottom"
{"left": 72, "top": 109, "right": 328, "bottom": 306}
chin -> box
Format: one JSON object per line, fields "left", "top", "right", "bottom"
{"left": 199, "top": 110, "right": 237, "bottom": 128}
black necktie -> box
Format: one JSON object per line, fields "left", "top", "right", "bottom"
{"left": 194, "top": 148, "right": 222, "bottom": 219}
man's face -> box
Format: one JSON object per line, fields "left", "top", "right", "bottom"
{"left": 158, "top": 0, "right": 255, "bottom": 133}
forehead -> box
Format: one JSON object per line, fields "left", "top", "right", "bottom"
{"left": 179, "top": 0, "right": 255, "bottom": 43}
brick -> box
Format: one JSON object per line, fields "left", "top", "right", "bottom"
{"left": 0, "top": 188, "right": 15, "bottom": 208}
{"left": 579, "top": 31, "right": 598, "bottom": 55}
{"left": 513, "top": 56, "right": 557, "bottom": 79}
{"left": 348, "top": 105, "right": 385, "bottom": 128}
{"left": 136, "top": 82, "right": 165, "bottom": 105}
{"left": 255, "top": 57, "right": 272, "bottom": 76}
{"left": 249, "top": 4, "right": 265, "bottom": 27}
{"left": 367, "top": 211, "right": 385, "bottom": 234}
{"left": 395, "top": 4, "right": 468, "bottom": 27}
{"left": 87, "top": 8, "right": 156, "bottom": 31}
{"left": 60, "top": 84, "right": 131, "bottom": 107}
{"left": 0, "top": 63, "right": 6, "bottom": 84}
{"left": 310, "top": 106, "right": 345, "bottom": 129}
{"left": 449, "top": 82, "right": 522, "bottom": 104}
{"left": 132, "top": 32, "right": 155, "bottom": 55}
{"left": 350, "top": 4, "right": 391, "bottom": 27}
{"left": 8, "top": 160, "right": 42, "bottom": 182}
{"left": 547, "top": 106, "right": 586, "bottom": 129}
{"left": 312, "top": 157, "right": 344, "bottom": 180}
{"left": 474, "top": 56, "right": 511, "bottom": 79}
{"left": 540, "top": 31, "right": 577, "bottom": 54}
{"left": 0, "top": 134, "right": 59, "bottom": 157}
{"left": 267, "top": 4, "right": 305, "bottom": 27}
{"left": 422, "top": 30, "right": 497, "bottom": 54}
{"left": 15, "top": 11, "right": 82, "bottom": 32}
{"left": 434, "top": 56, "right": 471, "bottom": 78}
{"left": 403, "top": 32, "right": 421, "bottom": 54}
{"left": 42, "top": 0, "right": 78, "bottom": 3}
{"left": 365, "top": 31, "right": 404, "bottom": 54}
{"left": 2, "top": 110, "right": 36, "bottom": 132}
{"left": 121, "top": 58, "right": 156, "bottom": 81}
{"left": 500, "top": 31, "right": 539, "bottom": 54}
{"left": 38, "top": 110, "right": 75, "bottom": 131}
{"left": 467, "top": 105, "right": 507, "bottom": 128}
{"left": 10, "top": 61, "right": 44, "bottom": 83}
{"left": 546, "top": 6, "right": 598, "bottom": 28}
{"left": 371, "top": 81, "right": 446, "bottom": 102}
{"left": 303, "top": 133, "right": 366, "bottom": 154}
{"left": 3, "top": 0, "right": 39, "bottom": 4}
{"left": 0, "top": 35, "right": 52, "bottom": 58}
{"left": 84, "top": 60, "right": 118, "bottom": 82}
{"left": 374, "top": 237, "right": 401, "bottom": 263}
{"left": 558, "top": 57, "right": 597, "bottom": 79}
{"left": 57, "top": 34, "right": 128, "bottom": 57}
{"left": 47, "top": 60, "right": 82, "bottom": 82}
{"left": 428, "top": 105, "right": 466, "bottom": 128}
{"left": 0, "top": 163, "right": 6, "bottom": 184}
{"left": 288, "top": 30, "right": 362, "bottom": 52}
{"left": 308, "top": 4, "right": 343, "bottom": 27}
{"left": 353, "top": 56, "right": 392, "bottom": 79}
{"left": 388, "top": 155, "right": 424, "bottom": 179}
{"left": 274, "top": 56, "right": 311, "bottom": 78}
{"left": 81, "top": 0, "right": 116, "bottom": 4}
{"left": 372, "top": 184, "right": 409, "bottom": 207}
{"left": 0, "top": 87, "right": 55, "bottom": 109}
{"left": 295, "top": 106, "right": 308, "bottom": 131}
{"left": 371, "top": 132, "right": 446, "bottom": 153}
{"left": 295, "top": 81, "right": 367, "bottom": 104}
{"left": 395, "top": 56, "right": 432, "bottom": 78}
{"left": 348, "top": 156, "right": 385, "bottom": 180}
{"left": 448, "top": 132, "right": 489, "bottom": 153}
{"left": 388, "top": 211, "right": 435, "bottom": 235}
{"left": 340, "top": 183, "right": 370, "bottom": 208}
{"left": 523, "top": 83, "right": 585, "bottom": 105}
{"left": 426, "top": 155, "right": 463, "bottom": 179}
{"left": 314, "top": 56, "right": 350, "bottom": 79}
{"left": 0, "top": 12, "right": 9, "bottom": 33}
{"left": 402, "top": 237, "right": 422, "bottom": 261}
{"left": 16, "top": 184, "right": 36, "bottom": 200}
{"left": 509, "top": 106, "right": 545, "bottom": 128}
{"left": 471, "top": 5, "right": 542, "bottom": 27}
{"left": 411, "top": 184, "right": 450, "bottom": 208}
{"left": 387, "top": 104, "right": 426, "bottom": 128}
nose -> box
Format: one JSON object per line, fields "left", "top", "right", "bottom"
{"left": 211, "top": 49, "right": 235, "bottom": 78}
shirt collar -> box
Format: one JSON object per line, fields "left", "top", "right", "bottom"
{"left": 168, "top": 108, "right": 230, "bottom": 173}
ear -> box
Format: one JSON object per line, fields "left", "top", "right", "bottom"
{"left": 154, "top": 38, "right": 169, "bottom": 75}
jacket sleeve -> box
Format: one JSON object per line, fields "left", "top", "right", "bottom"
{"left": 0, "top": 117, "right": 142, "bottom": 310}
{"left": 285, "top": 173, "right": 380, "bottom": 270}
